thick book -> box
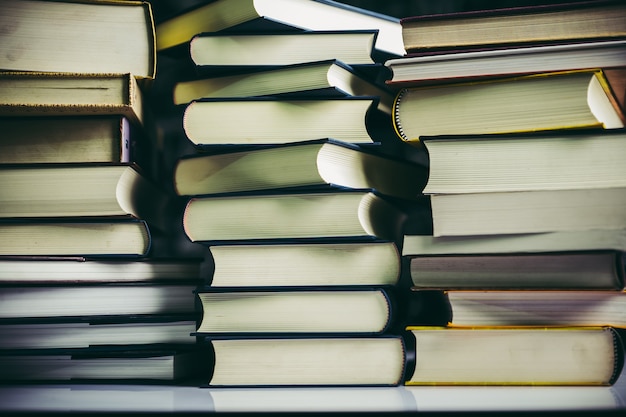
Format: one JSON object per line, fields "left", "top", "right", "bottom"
{"left": 0, "top": 219, "right": 151, "bottom": 257}
{"left": 404, "top": 327, "right": 623, "bottom": 386}
{"left": 173, "top": 60, "right": 394, "bottom": 115}
{"left": 207, "top": 335, "right": 406, "bottom": 387}
{"left": 186, "top": 31, "right": 384, "bottom": 67}
{"left": 0, "top": 257, "right": 202, "bottom": 284}
{"left": 196, "top": 288, "right": 394, "bottom": 335}
{"left": 0, "top": 72, "right": 145, "bottom": 125}
{"left": 206, "top": 241, "right": 400, "bottom": 288}
{"left": 155, "top": 0, "right": 404, "bottom": 57}
{"left": 0, "top": 116, "right": 144, "bottom": 165}
{"left": 0, "top": 164, "right": 169, "bottom": 226}
{"left": 385, "top": 38, "right": 626, "bottom": 86}
{"left": 392, "top": 69, "right": 625, "bottom": 142}
{"left": 0, "top": 346, "right": 206, "bottom": 382}
{"left": 445, "top": 290, "right": 626, "bottom": 328}
{"left": 204, "top": 326, "right": 623, "bottom": 386}
{"left": 407, "top": 251, "right": 624, "bottom": 290}
{"left": 0, "top": 0, "right": 156, "bottom": 78}
{"left": 173, "top": 139, "right": 427, "bottom": 199}
{"left": 0, "top": 319, "right": 197, "bottom": 350}
{"left": 399, "top": 1, "right": 626, "bottom": 52}
{"left": 421, "top": 129, "right": 626, "bottom": 195}
{"left": 182, "top": 190, "right": 406, "bottom": 244}
{"left": 182, "top": 97, "right": 377, "bottom": 146}
{"left": 402, "top": 229, "right": 626, "bottom": 256}
{"left": 430, "top": 187, "right": 626, "bottom": 237}
{"left": 0, "top": 283, "right": 196, "bottom": 320}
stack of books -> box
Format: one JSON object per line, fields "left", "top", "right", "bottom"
{"left": 0, "top": 0, "right": 205, "bottom": 382}
{"left": 154, "top": 0, "right": 444, "bottom": 387}
{"left": 390, "top": 0, "right": 626, "bottom": 386}
{"left": 4, "top": 0, "right": 626, "bottom": 392}
{"left": 152, "top": 0, "right": 626, "bottom": 388}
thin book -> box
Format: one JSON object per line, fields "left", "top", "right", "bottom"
{"left": 385, "top": 39, "right": 626, "bottom": 86}
{"left": 399, "top": 0, "right": 626, "bottom": 53}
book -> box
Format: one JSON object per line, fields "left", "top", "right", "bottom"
{"left": 182, "top": 97, "right": 377, "bottom": 146}
{"left": 399, "top": 1, "right": 626, "bottom": 53}
{"left": 207, "top": 241, "right": 400, "bottom": 288}
{"left": 207, "top": 335, "right": 405, "bottom": 386}
{"left": 173, "top": 139, "right": 427, "bottom": 199}
{"left": 204, "top": 326, "right": 623, "bottom": 386}
{"left": 182, "top": 190, "right": 406, "bottom": 244}
{"left": 444, "top": 290, "right": 626, "bottom": 328}
{"left": 0, "top": 320, "right": 197, "bottom": 350}
{"left": 172, "top": 60, "right": 394, "bottom": 115}
{"left": 404, "top": 327, "right": 623, "bottom": 386}
{"left": 0, "top": 0, "right": 156, "bottom": 78}
{"left": 0, "top": 220, "right": 151, "bottom": 257}
{"left": 421, "top": 129, "right": 626, "bottom": 194}
{"left": 0, "top": 116, "right": 141, "bottom": 165}
{"left": 429, "top": 187, "right": 626, "bottom": 237}
{"left": 0, "top": 72, "right": 145, "bottom": 125}
{"left": 385, "top": 39, "right": 626, "bottom": 86}
{"left": 407, "top": 251, "right": 624, "bottom": 290}
{"left": 155, "top": 0, "right": 405, "bottom": 57}
{"left": 186, "top": 31, "right": 384, "bottom": 67}
{"left": 401, "top": 229, "right": 626, "bottom": 256}
{"left": 0, "top": 347, "right": 205, "bottom": 381}
{"left": 606, "top": 67, "right": 626, "bottom": 111}
{"left": 0, "top": 284, "right": 196, "bottom": 319}
{"left": 0, "top": 165, "right": 169, "bottom": 224}
{"left": 196, "top": 288, "right": 394, "bottom": 335}
{"left": 0, "top": 257, "right": 201, "bottom": 284}
{"left": 392, "top": 70, "right": 625, "bottom": 141}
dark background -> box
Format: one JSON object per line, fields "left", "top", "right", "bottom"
{"left": 149, "top": 0, "right": 593, "bottom": 23}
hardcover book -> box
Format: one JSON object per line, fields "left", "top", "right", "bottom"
{"left": 407, "top": 251, "right": 624, "bottom": 290}
{"left": 182, "top": 190, "right": 406, "bottom": 244}
{"left": 0, "top": 116, "right": 141, "bottom": 165}
{"left": 173, "top": 60, "right": 394, "bottom": 114}
{"left": 173, "top": 139, "right": 427, "bottom": 199}
{"left": 155, "top": 0, "right": 404, "bottom": 56}
{"left": 0, "top": 72, "right": 145, "bottom": 125}
{"left": 421, "top": 129, "right": 626, "bottom": 194}
{"left": 444, "top": 290, "right": 626, "bottom": 328}
{"left": 392, "top": 70, "right": 624, "bottom": 141}
{"left": 0, "top": 165, "right": 169, "bottom": 226}
{"left": 206, "top": 241, "right": 400, "bottom": 288}
{"left": 402, "top": 229, "right": 626, "bottom": 256}
{"left": 385, "top": 39, "right": 626, "bottom": 86}
{"left": 186, "top": 31, "right": 385, "bottom": 67}
{"left": 0, "top": 0, "right": 156, "bottom": 78}
{"left": 182, "top": 97, "right": 378, "bottom": 146}
{"left": 0, "top": 220, "right": 152, "bottom": 257}
{"left": 400, "top": 1, "right": 626, "bottom": 52}
{"left": 195, "top": 288, "right": 394, "bottom": 335}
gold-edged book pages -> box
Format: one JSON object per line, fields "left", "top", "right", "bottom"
{"left": 405, "top": 326, "right": 622, "bottom": 386}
